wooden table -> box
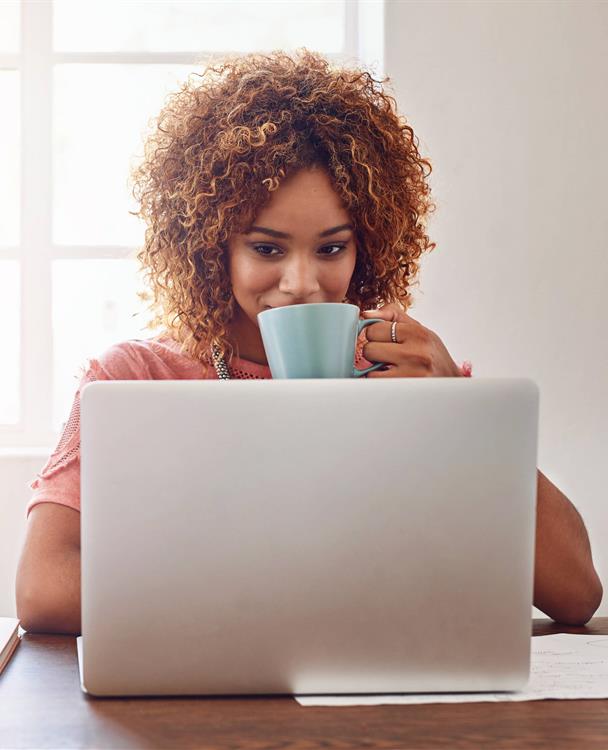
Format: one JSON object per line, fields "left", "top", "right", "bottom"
{"left": 1, "top": 618, "right": 607, "bottom": 749}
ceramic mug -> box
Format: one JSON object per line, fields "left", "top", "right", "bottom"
{"left": 257, "top": 302, "right": 385, "bottom": 379}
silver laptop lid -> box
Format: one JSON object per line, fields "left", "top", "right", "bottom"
{"left": 80, "top": 378, "right": 539, "bottom": 696}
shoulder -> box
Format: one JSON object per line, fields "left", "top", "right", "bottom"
{"left": 79, "top": 340, "right": 150, "bottom": 382}
{"left": 79, "top": 334, "right": 212, "bottom": 383}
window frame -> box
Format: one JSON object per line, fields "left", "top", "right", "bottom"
{"left": 0, "top": 0, "right": 385, "bottom": 449}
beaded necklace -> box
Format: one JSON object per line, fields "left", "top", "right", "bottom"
{"left": 211, "top": 346, "right": 231, "bottom": 380}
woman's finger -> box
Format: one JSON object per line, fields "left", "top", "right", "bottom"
{"left": 362, "top": 340, "right": 397, "bottom": 365}
{"left": 366, "top": 365, "right": 428, "bottom": 378}
{"left": 363, "top": 340, "right": 433, "bottom": 370}
{"left": 361, "top": 302, "right": 410, "bottom": 323}
{"left": 364, "top": 321, "right": 404, "bottom": 343}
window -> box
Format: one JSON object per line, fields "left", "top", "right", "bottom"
{"left": 0, "top": 0, "right": 384, "bottom": 448}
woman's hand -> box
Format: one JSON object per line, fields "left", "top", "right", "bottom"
{"left": 360, "top": 303, "right": 462, "bottom": 378}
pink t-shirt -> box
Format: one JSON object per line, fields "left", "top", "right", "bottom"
{"left": 27, "top": 330, "right": 377, "bottom": 517}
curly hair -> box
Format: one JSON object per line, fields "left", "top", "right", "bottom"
{"left": 130, "top": 48, "right": 436, "bottom": 365}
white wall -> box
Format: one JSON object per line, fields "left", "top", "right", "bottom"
{"left": 385, "top": 0, "right": 607, "bottom": 614}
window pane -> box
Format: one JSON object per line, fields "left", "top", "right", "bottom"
{"left": 54, "top": 0, "right": 345, "bottom": 53}
{"left": 52, "top": 259, "right": 162, "bottom": 431}
{"left": 0, "top": 71, "right": 20, "bottom": 246}
{"left": 0, "top": 1, "right": 19, "bottom": 53}
{"left": 0, "top": 261, "right": 20, "bottom": 424}
{"left": 53, "top": 64, "right": 192, "bottom": 247}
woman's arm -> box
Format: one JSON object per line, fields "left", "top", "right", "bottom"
{"left": 15, "top": 503, "right": 81, "bottom": 635}
{"left": 534, "top": 469, "right": 603, "bottom": 625}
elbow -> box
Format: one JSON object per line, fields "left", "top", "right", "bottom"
{"left": 15, "top": 535, "right": 82, "bottom": 635}
{"left": 16, "top": 581, "right": 81, "bottom": 636}
{"left": 550, "top": 574, "right": 603, "bottom": 627}
{"left": 16, "top": 595, "right": 45, "bottom": 634}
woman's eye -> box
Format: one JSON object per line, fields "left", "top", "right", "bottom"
{"left": 253, "top": 245, "right": 281, "bottom": 257}
{"left": 319, "top": 244, "right": 346, "bottom": 256}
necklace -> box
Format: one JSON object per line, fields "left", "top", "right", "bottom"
{"left": 211, "top": 345, "right": 231, "bottom": 380}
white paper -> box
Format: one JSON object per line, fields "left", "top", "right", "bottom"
{"left": 296, "top": 634, "right": 608, "bottom": 706}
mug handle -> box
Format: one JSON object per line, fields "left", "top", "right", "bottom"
{"left": 353, "top": 318, "right": 386, "bottom": 378}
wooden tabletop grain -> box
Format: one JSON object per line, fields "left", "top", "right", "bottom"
{"left": 0, "top": 618, "right": 606, "bottom": 750}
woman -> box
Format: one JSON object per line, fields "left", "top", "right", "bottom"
{"left": 16, "top": 50, "right": 602, "bottom": 633}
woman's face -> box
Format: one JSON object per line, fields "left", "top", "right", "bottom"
{"left": 226, "top": 167, "right": 357, "bottom": 363}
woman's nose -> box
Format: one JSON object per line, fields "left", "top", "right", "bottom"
{"left": 278, "top": 257, "right": 321, "bottom": 299}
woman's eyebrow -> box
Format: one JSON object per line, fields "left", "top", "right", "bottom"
{"left": 247, "top": 224, "right": 353, "bottom": 239}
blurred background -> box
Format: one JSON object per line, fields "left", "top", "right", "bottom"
{"left": 1, "top": 0, "right": 606, "bottom": 618}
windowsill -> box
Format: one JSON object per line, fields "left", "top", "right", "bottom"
{"left": 0, "top": 447, "right": 54, "bottom": 458}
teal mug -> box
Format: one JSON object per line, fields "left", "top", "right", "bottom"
{"left": 257, "top": 302, "right": 386, "bottom": 379}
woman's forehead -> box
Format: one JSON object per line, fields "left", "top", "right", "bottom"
{"left": 251, "top": 168, "right": 351, "bottom": 225}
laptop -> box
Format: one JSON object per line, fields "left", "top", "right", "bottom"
{"left": 78, "top": 377, "right": 539, "bottom": 697}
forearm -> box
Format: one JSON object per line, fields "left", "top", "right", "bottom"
{"left": 533, "top": 469, "right": 603, "bottom": 625}
{"left": 16, "top": 546, "right": 82, "bottom": 635}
